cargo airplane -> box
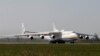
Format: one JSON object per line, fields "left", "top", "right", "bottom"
{"left": 12, "top": 23, "right": 98, "bottom": 44}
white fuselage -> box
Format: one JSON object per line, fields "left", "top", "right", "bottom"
{"left": 61, "top": 31, "right": 78, "bottom": 41}
{"left": 25, "top": 31, "right": 79, "bottom": 42}
{"left": 39, "top": 31, "right": 79, "bottom": 41}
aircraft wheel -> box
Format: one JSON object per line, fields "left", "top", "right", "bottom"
{"left": 70, "top": 41, "right": 75, "bottom": 44}
{"left": 58, "top": 41, "right": 65, "bottom": 44}
{"left": 50, "top": 41, "right": 56, "bottom": 44}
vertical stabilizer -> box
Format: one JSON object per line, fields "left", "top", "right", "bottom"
{"left": 52, "top": 23, "right": 59, "bottom": 32}
{"left": 21, "top": 23, "right": 26, "bottom": 34}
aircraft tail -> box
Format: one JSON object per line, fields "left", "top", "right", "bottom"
{"left": 21, "top": 23, "right": 37, "bottom": 34}
{"left": 21, "top": 23, "right": 26, "bottom": 34}
{"left": 52, "top": 23, "right": 59, "bottom": 32}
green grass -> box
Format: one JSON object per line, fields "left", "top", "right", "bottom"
{"left": 0, "top": 44, "right": 100, "bottom": 56}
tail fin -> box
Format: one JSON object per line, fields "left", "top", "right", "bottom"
{"left": 21, "top": 23, "right": 26, "bottom": 34}
{"left": 52, "top": 23, "right": 59, "bottom": 32}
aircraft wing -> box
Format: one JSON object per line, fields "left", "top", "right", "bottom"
{"left": 76, "top": 33, "right": 93, "bottom": 36}
{"left": 17, "top": 32, "right": 56, "bottom": 36}
{"left": 74, "top": 32, "right": 99, "bottom": 40}
{"left": 8, "top": 32, "right": 62, "bottom": 40}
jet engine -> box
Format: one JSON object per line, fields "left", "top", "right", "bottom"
{"left": 85, "top": 36, "right": 89, "bottom": 40}
{"left": 40, "top": 35, "right": 44, "bottom": 39}
{"left": 79, "top": 35, "right": 83, "bottom": 39}
{"left": 27, "top": 35, "right": 34, "bottom": 40}
{"left": 79, "top": 35, "right": 89, "bottom": 40}
{"left": 50, "top": 34, "right": 55, "bottom": 39}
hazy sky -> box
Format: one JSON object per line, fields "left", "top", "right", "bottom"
{"left": 0, "top": 0, "right": 100, "bottom": 35}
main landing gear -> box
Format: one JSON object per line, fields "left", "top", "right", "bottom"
{"left": 50, "top": 40, "right": 65, "bottom": 44}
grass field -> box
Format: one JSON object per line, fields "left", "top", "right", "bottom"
{"left": 0, "top": 44, "right": 100, "bottom": 56}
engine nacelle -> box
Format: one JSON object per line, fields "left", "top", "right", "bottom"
{"left": 28, "top": 35, "right": 34, "bottom": 40}
{"left": 51, "top": 35, "right": 55, "bottom": 39}
{"left": 85, "top": 36, "right": 89, "bottom": 40}
{"left": 40, "top": 35, "right": 44, "bottom": 39}
{"left": 79, "top": 35, "right": 83, "bottom": 39}
{"left": 30, "top": 37, "right": 34, "bottom": 40}
{"left": 79, "top": 35, "right": 89, "bottom": 40}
